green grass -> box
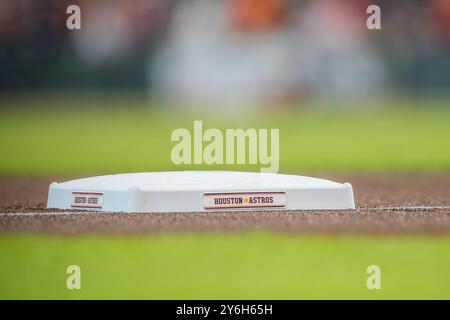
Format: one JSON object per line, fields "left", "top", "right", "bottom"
{"left": 1, "top": 233, "right": 450, "bottom": 299}
{"left": 0, "top": 98, "right": 449, "bottom": 175}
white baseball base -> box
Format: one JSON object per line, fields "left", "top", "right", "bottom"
{"left": 47, "top": 171, "right": 355, "bottom": 212}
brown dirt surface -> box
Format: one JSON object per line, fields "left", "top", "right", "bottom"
{"left": 0, "top": 173, "right": 449, "bottom": 234}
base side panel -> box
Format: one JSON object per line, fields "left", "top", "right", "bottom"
{"left": 48, "top": 186, "right": 355, "bottom": 212}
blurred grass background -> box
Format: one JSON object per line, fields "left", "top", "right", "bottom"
{"left": 1, "top": 96, "right": 449, "bottom": 175}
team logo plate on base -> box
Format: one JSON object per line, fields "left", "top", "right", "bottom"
{"left": 203, "top": 192, "right": 286, "bottom": 210}
{"left": 71, "top": 192, "right": 103, "bottom": 209}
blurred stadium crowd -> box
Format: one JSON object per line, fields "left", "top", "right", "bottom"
{"left": 1, "top": 0, "right": 449, "bottom": 106}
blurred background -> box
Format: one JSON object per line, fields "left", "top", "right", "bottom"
{"left": 0, "top": 0, "right": 449, "bottom": 175}
{"left": 1, "top": 0, "right": 449, "bottom": 110}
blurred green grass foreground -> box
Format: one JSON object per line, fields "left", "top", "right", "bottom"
{"left": 0, "top": 96, "right": 449, "bottom": 175}
{"left": 1, "top": 233, "right": 450, "bottom": 299}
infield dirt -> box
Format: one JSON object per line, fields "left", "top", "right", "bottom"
{"left": 0, "top": 173, "right": 449, "bottom": 234}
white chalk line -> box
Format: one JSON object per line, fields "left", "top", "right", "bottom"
{"left": 359, "top": 206, "right": 450, "bottom": 211}
{"left": 1, "top": 206, "right": 450, "bottom": 216}
{"left": 0, "top": 211, "right": 95, "bottom": 216}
